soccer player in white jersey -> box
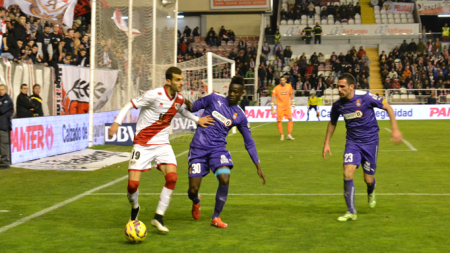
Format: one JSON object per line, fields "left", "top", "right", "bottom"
{"left": 108, "top": 67, "right": 214, "bottom": 233}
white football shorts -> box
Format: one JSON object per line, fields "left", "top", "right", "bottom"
{"left": 128, "top": 144, "right": 177, "bottom": 172}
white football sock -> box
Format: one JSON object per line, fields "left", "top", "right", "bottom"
{"left": 127, "top": 189, "right": 139, "bottom": 209}
{"left": 156, "top": 187, "right": 173, "bottom": 215}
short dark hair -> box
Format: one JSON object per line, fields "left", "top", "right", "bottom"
{"left": 165, "top": 67, "right": 182, "bottom": 80}
{"left": 231, "top": 76, "right": 244, "bottom": 86}
{"left": 21, "top": 84, "right": 27, "bottom": 89}
{"left": 338, "top": 73, "right": 356, "bottom": 87}
{"left": 33, "top": 84, "right": 41, "bottom": 89}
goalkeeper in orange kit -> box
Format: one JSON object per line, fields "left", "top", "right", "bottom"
{"left": 271, "top": 76, "right": 295, "bottom": 140}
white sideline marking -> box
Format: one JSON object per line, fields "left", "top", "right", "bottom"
{"left": 384, "top": 128, "right": 417, "bottom": 151}
{"left": 0, "top": 123, "right": 269, "bottom": 234}
{"left": 89, "top": 193, "right": 450, "bottom": 196}
{"left": 0, "top": 210, "right": 10, "bottom": 212}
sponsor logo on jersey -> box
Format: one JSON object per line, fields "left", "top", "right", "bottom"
{"left": 218, "top": 101, "right": 223, "bottom": 106}
{"left": 343, "top": 110, "right": 363, "bottom": 120}
{"left": 233, "top": 112, "right": 238, "bottom": 119}
{"left": 280, "top": 92, "right": 289, "bottom": 95}
{"left": 220, "top": 155, "right": 229, "bottom": 164}
{"left": 356, "top": 100, "right": 361, "bottom": 107}
{"left": 212, "top": 111, "right": 232, "bottom": 127}
{"left": 158, "top": 92, "right": 162, "bottom": 96}
{"left": 174, "top": 103, "right": 181, "bottom": 110}
{"left": 159, "top": 103, "right": 163, "bottom": 107}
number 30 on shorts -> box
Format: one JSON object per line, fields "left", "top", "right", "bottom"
{"left": 344, "top": 153, "right": 353, "bottom": 162}
{"left": 190, "top": 163, "right": 201, "bottom": 174}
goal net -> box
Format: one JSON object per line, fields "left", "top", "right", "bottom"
{"left": 92, "top": 0, "right": 177, "bottom": 114}
{"left": 169, "top": 52, "right": 235, "bottom": 142}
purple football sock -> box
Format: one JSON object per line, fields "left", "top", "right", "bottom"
{"left": 344, "top": 179, "right": 356, "bottom": 214}
{"left": 367, "top": 178, "right": 376, "bottom": 195}
{"left": 212, "top": 185, "right": 229, "bottom": 219}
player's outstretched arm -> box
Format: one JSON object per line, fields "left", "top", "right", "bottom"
{"left": 108, "top": 102, "right": 133, "bottom": 138}
{"left": 323, "top": 121, "right": 337, "bottom": 160}
{"left": 382, "top": 103, "right": 403, "bottom": 145}
{"left": 255, "top": 163, "right": 266, "bottom": 185}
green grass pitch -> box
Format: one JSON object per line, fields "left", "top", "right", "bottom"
{"left": 0, "top": 120, "right": 449, "bottom": 252}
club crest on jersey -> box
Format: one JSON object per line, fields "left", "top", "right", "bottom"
{"left": 356, "top": 100, "right": 361, "bottom": 107}
{"left": 158, "top": 92, "right": 162, "bottom": 96}
{"left": 137, "top": 94, "right": 145, "bottom": 101}
{"left": 212, "top": 111, "right": 232, "bottom": 127}
{"left": 233, "top": 113, "right": 238, "bottom": 119}
{"left": 174, "top": 103, "right": 181, "bottom": 110}
{"left": 343, "top": 110, "right": 363, "bottom": 120}
{"left": 159, "top": 103, "right": 163, "bottom": 107}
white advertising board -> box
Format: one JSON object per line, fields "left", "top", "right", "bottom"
{"left": 10, "top": 110, "right": 119, "bottom": 164}
{"left": 280, "top": 24, "right": 420, "bottom": 36}
{"left": 245, "top": 105, "right": 450, "bottom": 122}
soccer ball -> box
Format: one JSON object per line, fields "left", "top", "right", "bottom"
{"left": 124, "top": 220, "right": 147, "bottom": 243}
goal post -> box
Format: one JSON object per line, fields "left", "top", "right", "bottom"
{"left": 168, "top": 52, "right": 236, "bottom": 142}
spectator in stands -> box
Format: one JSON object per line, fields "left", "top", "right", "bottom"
{"left": 13, "top": 15, "right": 28, "bottom": 44}
{"left": 183, "top": 26, "right": 191, "bottom": 37}
{"left": 266, "top": 64, "right": 274, "bottom": 85}
{"left": 280, "top": 9, "right": 287, "bottom": 20}
{"left": 357, "top": 46, "right": 365, "bottom": 59}
{"left": 302, "top": 80, "right": 312, "bottom": 96}
{"left": 354, "top": 2, "right": 361, "bottom": 15}
{"left": 434, "top": 38, "right": 442, "bottom": 58}
{"left": 392, "top": 79, "right": 401, "bottom": 89}
{"left": 308, "top": 2, "right": 315, "bottom": 18}
{"left": 399, "top": 40, "right": 408, "bottom": 54}
{"left": 30, "top": 84, "right": 43, "bottom": 117}
{"left": 427, "top": 93, "right": 437, "bottom": 104}
{"left": 258, "top": 65, "right": 266, "bottom": 88}
{"left": 283, "top": 46, "right": 292, "bottom": 67}
{"left": 262, "top": 42, "right": 270, "bottom": 59}
{"left": 442, "top": 23, "right": 449, "bottom": 42}
{"left": 264, "top": 24, "right": 272, "bottom": 36}
{"left": 388, "top": 68, "right": 398, "bottom": 79}
{"left": 240, "top": 96, "right": 250, "bottom": 111}
{"left": 332, "top": 59, "right": 342, "bottom": 79}
{"left": 206, "top": 27, "right": 217, "bottom": 46}
{"left": 228, "top": 29, "right": 235, "bottom": 42}
{"left": 273, "top": 56, "right": 283, "bottom": 73}
{"left": 273, "top": 41, "right": 283, "bottom": 57}
{"left": 191, "top": 27, "right": 199, "bottom": 37}
{"left": 274, "top": 30, "right": 281, "bottom": 44}
{"left": 408, "top": 39, "right": 417, "bottom": 53}
{"left": 76, "top": 49, "right": 89, "bottom": 67}
{"left": 0, "top": 84, "right": 13, "bottom": 169}
{"left": 16, "top": 84, "right": 35, "bottom": 118}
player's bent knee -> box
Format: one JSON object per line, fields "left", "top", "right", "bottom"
{"left": 164, "top": 172, "right": 177, "bottom": 190}
{"left": 216, "top": 168, "right": 230, "bottom": 185}
{"left": 127, "top": 180, "right": 140, "bottom": 194}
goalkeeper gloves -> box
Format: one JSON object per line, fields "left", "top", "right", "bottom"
{"left": 291, "top": 99, "right": 295, "bottom": 108}
{"left": 271, "top": 103, "right": 276, "bottom": 114}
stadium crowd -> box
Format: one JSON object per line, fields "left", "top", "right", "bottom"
{"left": 0, "top": 6, "right": 90, "bottom": 67}
{"left": 380, "top": 38, "right": 450, "bottom": 96}
{"left": 280, "top": 1, "right": 361, "bottom": 24}
{"left": 260, "top": 42, "right": 371, "bottom": 96}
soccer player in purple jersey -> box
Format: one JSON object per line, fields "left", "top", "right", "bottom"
{"left": 322, "top": 73, "right": 403, "bottom": 221}
{"left": 185, "top": 76, "right": 266, "bottom": 228}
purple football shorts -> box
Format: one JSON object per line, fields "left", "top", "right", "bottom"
{"left": 188, "top": 147, "right": 233, "bottom": 178}
{"left": 343, "top": 141, "right": 379, "bottom": 175}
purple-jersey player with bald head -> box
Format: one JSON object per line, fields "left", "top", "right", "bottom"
{"left": 323, "top": 73, "right": 403, "bottom": 222}
{"left": 185, "top": 76, "right": 266, "bottom": 228}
